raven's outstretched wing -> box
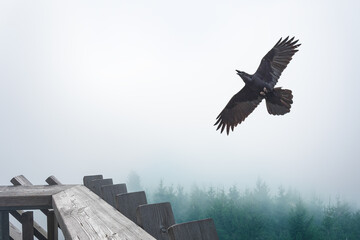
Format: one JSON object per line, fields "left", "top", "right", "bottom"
{"left": 254, "top": 37, "right": 301, "bottom": 88}
{"left": 215, "top": 85, "right": 263, "bottom": 135}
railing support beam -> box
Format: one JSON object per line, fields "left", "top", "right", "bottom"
{"left": 21, "top": 211, "right": 34, "bottom": 240}
{"left": 47, "top": 210, "right": 58, "bottom": 240}
{"left": 0, "top": 211, "right": 9, "bottom": 240}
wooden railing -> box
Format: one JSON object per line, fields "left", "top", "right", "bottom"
{"left": 0, "top": 175, "right": 219, "bottom": 240}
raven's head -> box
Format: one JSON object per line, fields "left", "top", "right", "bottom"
{"left": 236, "top": 70, "right": 251, "bottom": 83}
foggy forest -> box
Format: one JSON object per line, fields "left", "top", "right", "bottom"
{"left": 128, "top": 173, "right": 360, "bottom": 240}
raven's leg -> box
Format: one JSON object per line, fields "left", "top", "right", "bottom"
{"left": 260, "top": 87, "right": 268, "bottom": 96}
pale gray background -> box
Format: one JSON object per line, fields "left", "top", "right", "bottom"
{"left": 1, "top": 0, "right": 359, "bottom": 205}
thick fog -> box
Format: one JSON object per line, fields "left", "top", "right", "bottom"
{"left": 1, "top": 0, "right": 360, "bottom": 206}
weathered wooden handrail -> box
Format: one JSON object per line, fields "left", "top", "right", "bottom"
{"left": 0, "top": 185, "right": 75, "bottom": 210}
{"left": 0, "top": 184, "right": 156, "bottom": 240}
{"left": 52, "top": 185, "right": 155, "bottom": 239}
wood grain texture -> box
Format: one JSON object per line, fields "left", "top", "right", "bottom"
{"left": 83, "top": 175, "right": 103, "bottom": 188}
{"left": 9, "top": 222, "right": 22, "bottom": 240}
{"left": 0, "top": 185, "right": 75, "bottom": 210}
{"left": 101, "top": 184, "right": 127, "bottom": 207}
{"left": 115, "top": 191, "right": 147, "bottom": 223}
{"left": 168, "top": 218, "right": 219, "bottom": 240}
{"left": 0, "top": 211, "right": 9, "bottom": 240}
{"left": 52, "top": 185, "right": 155, "bottom": 240}
{"left": 136, "top": 202, "right": 175, "bottom": 240}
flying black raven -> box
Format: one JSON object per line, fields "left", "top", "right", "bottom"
{"left": 215, "top": 37, "right": 301, "bottom": 135}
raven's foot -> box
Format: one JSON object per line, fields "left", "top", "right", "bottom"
{"left": 260, "top": 87, "right": 268, "bottom": 96}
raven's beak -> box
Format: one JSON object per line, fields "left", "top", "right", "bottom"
{"left": 236, "top": 70, "right": 241, "bottom": 75}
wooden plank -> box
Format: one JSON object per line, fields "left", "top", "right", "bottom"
{"left": 11, "top": 176, "right": 32, "bottom": 186}
{"left": 136, "top": 202, "right": 175, "bottom": 240}
{"left": 21, "top": 211, "right": 34, "bottom": 240}
{"left": 0, "top": 185, "right": 76, "bottom": 210}
{"left": 116, "top": 191, "right": 147, "bottom": 223}
{"left": 83, "top": 175, "right": 103, "bottom": 188}
{"left": 47, "top": 210, "right": 58, "bottom": 240}
{"left": 0, "top": 211, "right": 9, "bottom": 240}
{"left": 9, "top": 222, "right": 22, "bottom": 240}
{"left": 101, "top": 184, "right": 127, "bottom": 207}
{"left": 45, "top": 176, "right": 62, "bottom": 186}
{"left": 89, "top": 179, "right": 113, "bottom": 196}
{"left": 168, "top": 218, "right": 219, "bottom": 240}
{"left": 52, "top": 185, "right": 155, "bottom": 240}
{"left": 10, "top": 211, "right": 47, "bottom": 240}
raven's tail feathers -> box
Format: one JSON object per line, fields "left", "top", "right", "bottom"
{"left": 265, "top": 88, "right": 293, "bottom": 115}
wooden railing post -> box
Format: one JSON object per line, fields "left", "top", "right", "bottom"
{"left": 0, "top": 211, "right": 10, "bottom": 240}
{"left": 101, "top": 184, "right": 127, "bottom": 207}
{"left": 136, "top": 202, "right": 175, "bottom": 240}
{"left": 115, "top": 191, "right": 147, "bottom": 223}
{"left": 47, "top": 210, "right": 58, "bottom": 240}
{"left": 168, "top": 218, "right": 219, "bottom": 240}
{"left": 89, "top": 179, "right": 113, "bottom": 196}
{"left": 21, "top": 211, "right": 34, "bottom": 240}
{"left": 83, "top": 175, "right": 103, "bottom": 188}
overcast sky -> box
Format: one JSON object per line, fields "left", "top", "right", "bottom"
{"left": 1, "top": 0, "right": 360, "bottom": 205}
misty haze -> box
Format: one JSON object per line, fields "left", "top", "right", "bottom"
{"left": 1, "top": 0, "right": 360, "bottom": 239}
